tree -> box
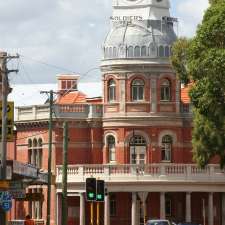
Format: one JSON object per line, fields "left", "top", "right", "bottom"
{"left": 171, "top": 1, "right": 225, "bottom": 167}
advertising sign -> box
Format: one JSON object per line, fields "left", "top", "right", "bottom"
{"left": 0, "top": 101, "right": 14, "bottom": 141}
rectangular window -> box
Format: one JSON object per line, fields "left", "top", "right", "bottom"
{"left": 138, "top": 87, "right": 144, "bottom": 100}
{"left": 61, "top": 81, "right": 66, "bottom": 89}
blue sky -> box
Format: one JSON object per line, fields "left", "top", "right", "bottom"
{"left": 0, "top": 0, "right": 209, "bottom": 85}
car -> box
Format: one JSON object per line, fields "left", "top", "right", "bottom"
{"left": 146, "top": 219, "right": 173, "bottom": 225}
{"left": 177, "top": 223, "right": 200, "bottom": 225}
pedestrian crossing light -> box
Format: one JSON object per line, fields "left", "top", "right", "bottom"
{"left": 86, "top": 178, "right": 96, "bottom": 201}
{"left": 96, "top": 180, "right": 105, "bottom": 202}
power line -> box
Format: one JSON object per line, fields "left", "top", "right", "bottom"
{"left": 19, "top": 54, "right": 77, "bottom": 74}
{"left": 19, "top": 54, "right": 100, "bottom": 81}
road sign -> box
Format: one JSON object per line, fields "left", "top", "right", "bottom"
{"left": 1, "top": 201, "right": 12, "bottom": 211}
{"left": 9, "top": 189, "right": 26, "bottom": 199}
{"left": 0, "top": 101, "right": 14, "bottom": 141}
{"left": 0, "top": 191, "right": 12, "bottom": 211}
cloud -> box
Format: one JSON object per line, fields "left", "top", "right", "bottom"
{"left": 174, "top": 0, "right": 209, "bottom": 37}
{"left": 0, "top": 0, "right": 208, "bottom": 84}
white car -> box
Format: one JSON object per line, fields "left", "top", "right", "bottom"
{"left": 146, "top": 220, "right": 173, "bottom": 225}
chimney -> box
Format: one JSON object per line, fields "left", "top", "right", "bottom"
{"left": 57, "top": 74, "right": 80, "bottom": 93}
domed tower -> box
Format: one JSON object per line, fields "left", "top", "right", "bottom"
{"left": 101, "top": 0, "right": 180, "bottom": 164}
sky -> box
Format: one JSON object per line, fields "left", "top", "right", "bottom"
{"left": 1, "top": 0, "right": 209, "bottom": 85}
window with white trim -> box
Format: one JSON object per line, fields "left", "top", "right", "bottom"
{"left": 130, "top": 135, "right": 146, "bottom": 165}
{"left": 160, "top": 79, "right": 171, "bottom": 101}
{"left": 128, "top": 46, "right": 133, "bottom": 57}
{"left": 108, "top": 79, "right": 116, "bottom": 102}
{"left": 28, "top": 138, "right": 43, "bottom": 168}
{"left": 107, "top": 135, "right": 116, "bottom": 162}
{"left": 161, "top": 135, "right": 172, "bottom": 162}
{"left": 131, "top": 79, "right": 144, "bottom": 101}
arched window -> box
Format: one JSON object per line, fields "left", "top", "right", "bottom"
{"left": 161, "top": 79, "right": 171, "bottom": 101}
{"left": 105, "top": 48, "right": 109, "bottom": 58}
{"left": 149, "top": 43, "right": 157, "bottom": 57}
{"left": 159, "top": 46, "right": 164, "bottom": 57}
{"left": 128, "top": 46, "right": 133, "bottom": 57}
{"left": 130, "top": 135, "right": 146, "bottom": 164}
{"left": 134, "top": 46, "right": 140, "bottom": 57}
{"left": 113, "top": 47, "right": 117, "bottom": 58}
{"left": 108, "top": 79, "right": 116, "bottom": 102}
{"left": 141, "top": 46, "right": 147, "bottom": 57}
{"left": 165, "top": 46, "right": 170, "bottom": 57}
{"left": 109, "top": 47, "right": 113, "bottom": 58}
{"left": 28, "top": 138, "right": 43, "bottom": 168}
{"left": 132, "top": 79, "right": 144, "bottom": 101}
{"left": 161, "top": 135, "right": 172, "bottom": 162}
{"left": 107, "top": 136, "right": 116, "bottom": 162}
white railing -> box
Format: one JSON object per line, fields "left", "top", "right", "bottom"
{"left": 56, "top": 164, "right": 225, "bottom": 183}
{"left": 8, "top": 220, "right": 44, "bottom": 225}
{"left": 16, "top": 104, "right": 103, "bottom": 121}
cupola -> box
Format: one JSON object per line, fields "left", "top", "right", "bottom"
{"left": 57, "top": 74, "right": 80, "bottom": 92}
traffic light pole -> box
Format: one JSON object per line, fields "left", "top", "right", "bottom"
{"left": 62, "top": 121, "right": 68, "bottom": 225}
{"left": 0, "top": 51, "right": 19, "bottom": 225}
{"left": 90, "top": 202, "right": 94, "bottom": 225}
{"left": 97, "top": 202, "right": 100, "bottom": 225}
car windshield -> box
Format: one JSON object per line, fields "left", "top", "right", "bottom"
{"left": 148, "top": 222, "right": 169, "bottom": 225}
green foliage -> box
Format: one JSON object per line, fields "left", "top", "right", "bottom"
{"left": 170, "top": 38, "right": 191, "bottom": 85}
{"left": 171, "top": 0, "right": 225, "bottom": 167}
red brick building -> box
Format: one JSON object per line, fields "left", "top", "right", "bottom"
{"left": 9, "top": 1, "right": 225, "bottom": 225}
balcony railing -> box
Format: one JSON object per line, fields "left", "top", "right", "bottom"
{"left": 56, "top": 164, "right": 225, "bottom": 183}
{"left": 9, "top": 220, "right": 44, "bottom": 225}
{"left": 16, "top": 104, "right": 103, "bottom": 121}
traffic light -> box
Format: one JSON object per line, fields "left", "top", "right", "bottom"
{"left": 96, "top": 180, "right": 105, "bottom": 202}
{"left": 86, "top": 178, "right": 96, "bottom": 201}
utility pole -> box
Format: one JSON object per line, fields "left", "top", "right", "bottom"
{"left": 40, "top": 90, "right": 54, "bottom": 225}
{"left": 0, "top": 51, "right": 19, "bottom": 225}
{"left": 62, "top": 121, "right": 68, "bottom": 225}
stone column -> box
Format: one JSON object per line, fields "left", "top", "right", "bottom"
{"left": 160, "top": 192, "right": 166, "bottom": 219}
{"left": 104, "top": 194, "right": 110, "bottom": 225}
{"left": 208, "top": 192, "right": 214, "bottom": 225}
{"left": 132, "top": 192, "right": 137, "bottom": 225}
{"left": 80, "top": 193, "right": 85, "bottom": 225}
{"left": 185, "top": 192, "right": 191, "bottom": 222}
{"left": 222, "top": 193, "right": 225, "bottom": 225}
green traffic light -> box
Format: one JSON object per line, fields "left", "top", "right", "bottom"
{"left": 88, "top": 192, "right": 94, "bottom": 199}
{"left": 97, "top": 194, "right": 103, "bottom": 200}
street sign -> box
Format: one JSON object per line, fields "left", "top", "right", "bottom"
{"left": 1, "top": 201, "right": 12, "bottom": 211}
{"left": 0, "top": 191, "right": 12, "bottom": 212}
{"left": 0, "top": 101, "right": 14, "bottom": 141}
{"left": 9, "top": 189, "right": 26, "bottom": 199}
